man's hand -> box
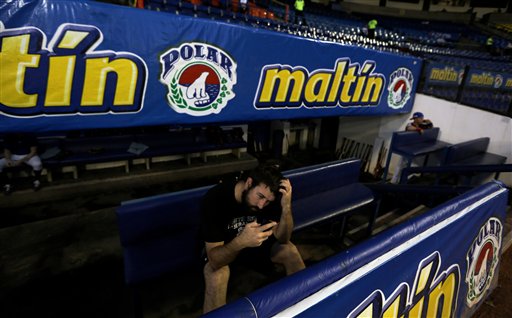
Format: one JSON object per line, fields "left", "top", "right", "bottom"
{"left": 237, "top": 221, "right": 276, "bottom": 247}
{"left": 279, "top": 178, "right": 292, "bottom": 209}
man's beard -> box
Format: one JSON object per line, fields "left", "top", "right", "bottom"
{"left": 241, "top": 189, "right": 259, "bottom": 212}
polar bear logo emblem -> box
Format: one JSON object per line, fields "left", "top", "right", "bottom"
{"left": 185, "top": 72, "right": 211, "bottom": 106}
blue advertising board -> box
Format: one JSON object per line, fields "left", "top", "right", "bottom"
{"left": 424, "top": 62, "right": 465, "bottom": 87}
{"left": 465, "top": 68, "right": 512, "bottom": 91}
{"left": 0, "top": 0, "right": 422, "bottom": 133}
{"left": 205, "top": 182, "right": 508, "bottom": 318}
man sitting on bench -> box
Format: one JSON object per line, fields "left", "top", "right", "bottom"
{"left": 200, "top": 164, "right": 305, "bottom": 313}
{"left": 0, "top": 132, "right": 43, "bottom": 194}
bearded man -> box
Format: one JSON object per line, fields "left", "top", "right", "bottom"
{"left": 200, "top": 164, "right": 305, "bottom": 313}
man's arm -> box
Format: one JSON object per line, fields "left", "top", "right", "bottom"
{"left": 205, "top": 221, "right": 275, "bottom": 270}
{"left": 22, "top": 146, "right": 37, "bottom": 162}
{"left": 405, "top": 123, "right": 418, "bottom": 131}
{"left": 274, "top": 178, "right": 294, "bottom": 243}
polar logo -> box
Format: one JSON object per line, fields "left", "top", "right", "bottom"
{"left": 466, "top": 217, "right": 502, "bottom": 307}
{"left": 391, "top": 81, "right": 406, "bottom": 105}
{"left": 387, "top": 67, "right": 413, "bottom": 109}
{"left": 185, "top": 71, "right": 210, "bottom": 104}
{"left": 159, "top": 42, "right": 237, "bottom": 116}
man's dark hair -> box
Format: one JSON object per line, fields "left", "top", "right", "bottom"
{"left": 244, "top": 164, "right": 283, "bottom": 195}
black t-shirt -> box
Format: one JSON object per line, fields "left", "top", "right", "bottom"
{"left": 200, "top": 181, "right": 281, "bottom": 244}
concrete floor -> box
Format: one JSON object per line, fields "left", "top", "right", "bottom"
{"left": 0, "top": 153, "right": 261, "bottom": 317}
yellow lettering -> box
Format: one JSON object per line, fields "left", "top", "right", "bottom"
{"left": 430, "top": 68, "right": 458, "bottom": 82}
{"left": 45, "top": 56, "right": 76, "bottom": 106}
{"left": 353, "top": 76, "right": 366, "bottom": 101}
{"left": 0, "top": 34, "right": 40, "bottom": 107}
{"left": 355, "top": 303, "right": 375, "bottom": 318}
{"left": 304, "top": 72, "right": 330, "bottom": 103}
{"left": 81, "top": 57, "right": 139, "bottom": 106}
{"left": 382, "top": 294, "right": 402, "bottom": 318}
{"left": 426, "top": 272, "right": 457, "bottom": 318}
{"left": 340, "top": 66, "right": 357, "bottom": 103}
{"left": 259, "top": 68, "right": 305, "bottom": 103}
{"left": 362, "top": 77, "right": 383, "bottom": 103}
{"left": 327, "top": 60, "right": 345, "bottom": 102}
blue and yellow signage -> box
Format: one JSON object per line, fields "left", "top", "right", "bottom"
{"left": 0, "top": 0, "right": 422, "bottom": 133}
{"left": 0, "top": 23, "right": 147, "bottom": 117}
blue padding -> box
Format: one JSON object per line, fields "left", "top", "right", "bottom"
{"left": 202, "top": 297, "right": 257, "bottom": 318}
{"left": 116, "top": 185, "right": 212, "bottom": 285}
{"left": 444, "top": 137, "right": 489, "bottom": 164}
{"left": 117, "top": 185, "right": 212, "bottom": 245}
{"left": 293, "top": 183, "right": 374, "bottom": 231}
{"left": 393, "top": 140, "right": 451, "bottom": 157}
{"left": 391, "top": 128, "right": 451, "bottom": 157}
{"left": 392, "top": 127, "right": 440, "bottom": 147}
{"left": 284, "top": 158, "right": 361, "bottom": 199}
{"left": 204, "top": 182, "right": 507, "bottom": 317}
{"left": 448, "top": 153, "right": 506, "bottom": 166}
{"left": 441, "top": 138, "right": 507, "bottom": 180}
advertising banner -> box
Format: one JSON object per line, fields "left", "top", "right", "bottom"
{"left": 266, "top": 183, "right": 508, "bottom": 318}
{"left": 424, "top": 62, "right": 465, "bottom": 87}
{"left": 0, "top": 0, "right": 422, "bottom": 133}
{"left": 465, "top": 68, "right": 512, "bottom": 91}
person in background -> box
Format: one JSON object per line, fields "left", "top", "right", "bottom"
{"left": 240, "top": 0, "right": 248, "bottom": 14}
{"left": 200, "top": 164, "right": 305, "bottom": 313}
{"left": 485, "top": 36, "right": 496, "bottom": 55}
{"left": 0, "top": 133, "right": 43, "bottom": 194}
{"left": 294, "top": 0, "right": 307, "bottom": 26}
{"left": 406, "top": 111, "right": 433, "bottom": 133}
{"left": 367, "top": 19, "right": 378, "bottom": 39}
{"left": 390, "top": 112, "right": 434, "bottom": 184}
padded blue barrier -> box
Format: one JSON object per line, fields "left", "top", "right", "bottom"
{"left": 204, "top": 181, "right": 508, "bottom": 317}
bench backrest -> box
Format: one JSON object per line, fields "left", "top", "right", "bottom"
{"left": 63, "top": 135, "right": 135, "bottom": 153}
{"left": 116, "top": 185, "right": 213, "bottom": 285}
{"left": 284, "top": 158, "right": 361, "bottom": 200}
{"left": 443, "top": 137, "right": 490, "bottom": 164}
{"left": 391, "top": 127, "right": 440, "bottom": 148}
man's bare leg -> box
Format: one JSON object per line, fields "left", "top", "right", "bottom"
{"left": 271, "top": 241, "right": 306, "bottom": 275}
{"left": 203, "top": 262, "right": 230, "bottom": 314}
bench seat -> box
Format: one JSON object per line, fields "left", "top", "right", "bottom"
{"left": 446, "top": 152, "right": 506, "bottom": 166}
{"left": 382, "top": 127, "right": 451, "bottom": 181}
{"left": 439, "top": 137, "right": 507, "bottom": 185}
{"left": 443, "top": 137, "right": 506, "bottom": 166}
{"left": 393, "top": 140, "right": 451, "bottom": 157}
{"left": 293, "top": 183, "right": 374, "bottom": 231}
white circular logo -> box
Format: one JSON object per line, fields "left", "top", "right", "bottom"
{"left": 387, "top": 67, "right": 413, "bottom": 109}
{"left": 466, "top": 217, "right": 502, "bottom": 307}
{"left": 159, "top": 42, "right": 237, "bottom": 116}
